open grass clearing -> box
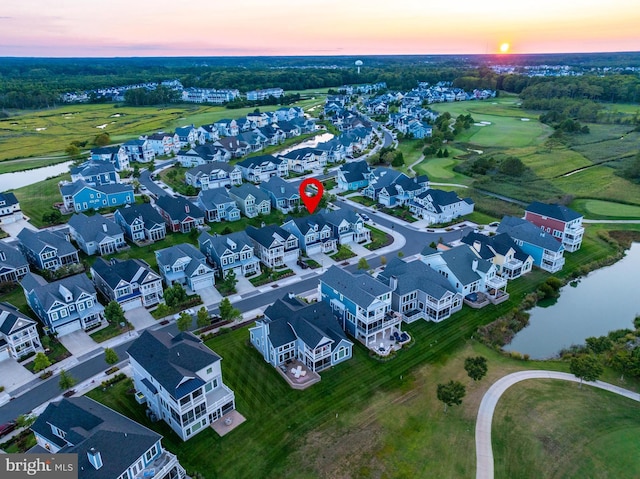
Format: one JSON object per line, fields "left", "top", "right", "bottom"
{"left": 492, "top": 379, "right": 640, "bottom": 479}
{"left": 571, "top": 199, "right": 640, "bottom": 219}
{"left": 413, "top": 156, "right": 472, "bottom": 184}
{"left": 517, "top": 146, "right": 592, "bottom": 179}
{"left": 552, "top": 164, "right": 640, "bottom": 206}
{"left": 10, "top": 173, "right": 71, "bottom": 228}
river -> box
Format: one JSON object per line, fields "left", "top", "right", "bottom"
{"left": 0, "top": 161, "right": 73, "bottom": 191}
{"left": 504, "top": 243, "right": 640, "bottom": 359}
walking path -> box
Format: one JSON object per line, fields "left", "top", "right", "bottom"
{"left": 475, "top": 370, "right": 640, "bottom": 479}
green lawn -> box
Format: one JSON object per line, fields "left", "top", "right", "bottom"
{"left": 90, "top": 322, "right": 134, "bottom": 343}
{"left": 492, "top": 380, "right": 640, "bottom": 479}
{"left": 10, "top": 173, "right": 71, "bottom": 228}
{"left": 364, "top": 225, "right": 393, "bottom": 250}
{"left": 571, "top": 199, "right": 640, "bottom": 219}
{"left": 330, "top": 245, "right": 356, "bottom": 261}
{"left": 249, "top": 268, "right": 294, "bottom": 287}
{"left": 348, "top": 195, "right": 377, "bottom": 207}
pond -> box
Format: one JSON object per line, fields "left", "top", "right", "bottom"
{"left": 0, "top": 161, "right": 73, "bottom": 191}
{"left": 504, "top": 243, "right": 640, "bottom": 359}
{"left": 278, "top": 132, "right": 334, "bottom": 155}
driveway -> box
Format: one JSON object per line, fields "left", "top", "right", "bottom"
{"left": 124, "top": 307, "right": 157, "bottom": 330}
{"left": 0, "top": 359, "right": 35, "bottom": 394}
{"left": 1, "top": 219, "right": 36, "bottom": 237}
{"left": 197, "top": 287, "right": 223, "bottom": 307}
{"left": 475, "top": 370, "right": 640, "bottom": 479}
{"left": 57, "top": 330, "right": 99, "bottom": 357}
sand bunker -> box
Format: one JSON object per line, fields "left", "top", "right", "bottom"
{"left": 35, "top": 127, "right": 47, "bottom": 131}
{"left": 520, "top": 118, "right": 530, "bottom": 121}
{"left": 96, "top": 124, "right": 108, "bottom": 129}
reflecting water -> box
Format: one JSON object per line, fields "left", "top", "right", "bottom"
{"left": 0, "top": 161, "right": 72, "bottom": 191}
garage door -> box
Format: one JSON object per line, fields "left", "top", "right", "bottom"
{"left": 120, "top": 297, "right": 143, "bottom": 311}
{"left": 283, "top": 250, "right": 299, "bottom": 263}
{"left": 55, "top": 320, "right": 82, "bottom": 336}
{"left": 0, "top": 347, "right": 10, "bottom": 361}
{"left": 191, "top": 277, "right": 213, "bottom": 291}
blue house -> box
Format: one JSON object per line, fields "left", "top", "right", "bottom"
{"left": 60, "top": 181, "right": 134, "bottom": 213}
{"left": 196, "top": 188, "right": 241, "bottom": 223}
{"left": 17, "top": 228, "right": 79, "bottom": 272}
{"left": 114, "top": 203, "right": 167, "bottom": 244}
{"left": 67, "top": 213, "right": 126, "bottom": 256}
{"left": 319, "top": 266, "right": 402, "bottom": 351}
{"left": 70, "top": 161, "right": 119, "bottom": 186}
{"left": 336, "top": 160, "right": 370, "bottom": 191}
{"left": 249, "top": 294, "right": 353, "bottom": 383}
{"left": 258, "top": 176, "right": 300, "bottom": 213}
{"left": 90, "top": 145, "right": 130, "bottom": 171}
{"left": 198, "top": 231, "right": 261, "bottom": 278}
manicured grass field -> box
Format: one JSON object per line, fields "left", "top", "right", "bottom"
{"left": 492, "top": 380, "right": 640, "bottom": 479}
{"left": 572, "top": 199, "right": 640, "bottom": 219}
{"left": 413, "top": 156, "right": 473, "bottom": 184}
{"left": 11, "top": 173, "right": 71, "bottom": 228}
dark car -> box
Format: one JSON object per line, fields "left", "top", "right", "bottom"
{"left": 297, "top": 259, "right": 309, "bottom": 269}
{"left": 360, "top": 213, "right": 371, "bottom": 222}
{"left": 0, "top": 421, "right": 17, "bottom": 438}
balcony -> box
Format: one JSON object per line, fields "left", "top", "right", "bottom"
{"left": 205, "top": 384, "right": 235, "bottom": 411}
{"left": 502, "top": 258, "right": 524, "bottom": 278}
{"left": 137, "top": 451, "right": 185, "bottom": 479}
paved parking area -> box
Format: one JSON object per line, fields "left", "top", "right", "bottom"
{"left": 58, "top": 330, "right": 99, "bottom": 357}
{"left": 0, "top": 358, "right": 35, "bottom": 393}
{"left": 1, "top": 219, "right": 37, "bottom": 237}
{"left": 124, "top": 307, "right": 157, "bottom": 330}
{"left": 197, "top": 287, "right": 223, "bottom": 307}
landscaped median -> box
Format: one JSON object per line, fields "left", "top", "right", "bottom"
{"left": 249, "top": 268, "right": 294, "bottom": 287}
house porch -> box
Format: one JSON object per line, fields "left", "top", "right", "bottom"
{"left": 276, "top": 358, "right": 321, "bottom": 390}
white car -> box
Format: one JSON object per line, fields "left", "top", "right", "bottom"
{"left": 173, "top": 308, "right": 195, "bottom": 320}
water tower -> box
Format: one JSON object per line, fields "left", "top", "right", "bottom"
{"left": 355, "top": 60, "right": 363, "bottom": 74}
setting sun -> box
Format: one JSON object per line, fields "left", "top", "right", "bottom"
{"left": 499, "top": 42, "right": 510, "bottom": 53}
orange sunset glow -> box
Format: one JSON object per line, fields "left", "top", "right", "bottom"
{"left": 0, "top": 0, "right": 639, "bottom": 56}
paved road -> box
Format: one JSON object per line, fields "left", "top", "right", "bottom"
{"left": 475, "top": 370, "right": 640, "bottom": 479}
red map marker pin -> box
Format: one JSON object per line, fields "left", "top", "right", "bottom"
{"left": 299, "top": 178, "right": 324, "bottom": 214}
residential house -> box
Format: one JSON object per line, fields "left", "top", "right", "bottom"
{"left": 336, "top": 160, "right": 370, "bottom": 191}
{"left": 31, "top": 397, "right": 186, "bottom": 479}
{"left": 377, "top": 258, "right": 463, "bottom": 323}
{"left": 196, "top": 188, "right": 241, "bottom": 223}
{"left": 524, "top": 201, "right": 584, "bottom": 252}
{"left": 460, "top": 232, "right": 534, "bottom": 280}
{"left": 238, "top": 130, "right": 267, "bottom": 152}
{"left": 236, "top": 155, "right": 288, "bottom": 183}
{"left": 319, "top": 266, "right": 402, "bottom": 350}
{"left": 497, "top": 216, "right": 566, "bottom": 273}
{"left": 228, "top": 184, "right": 271, "bottom": 218}
{"left": 0, "top": 241, "right": 30, "bottom": 283}
{"left": 257, "top": 125, "right": 286, "bottom": 146}
{"left": 185, "top": 162, "right": 242, "bottom": 191}
{"left": 67, "top": 213, "right": 126, "bottom": 256}
{"left": 281, "top": 148, "right": 327, "bottom": 173}
{"left": 197, "top": 124, "right": 220, "bottom": 142}
{"left": 90, "top": 146, "right": 130, "bottom": 171}
{"left": 281, "top": 214, "right": 338, "bottom": 255}
{"left": 246, "top": 88, "right": 284, "bottom": 100}
{"left": 155, "top": 196, "right": 205, "bottom": 233}
{"left": 175, "top": 125, "right": 204, "bottom": 149}
{"left": 177, "top": 144, "right": 231, "bottom": 167}
{"left": 315, "top": 138, "right": 347, "bottom": 163}
{"left": 146, "top": 132, "right": 181, "bottom": 156}
{"left": 21, "top": 272, "right": 105, "bottom": 335}
{"left": 249, "top": 294, "right": 353, "bottom": 376}
{"left": 409, "top": 188, "right": 475, "bottom": 224}
{"left": 246, "top": 225, "right": 300, "bottom": 268}
{"left": 275, "top": 106, "right": 304, "bottom": 122}
{"left": 363, "top": 168, "right": 429, "bottom": 207}
{"left": 258, "top": 176, "right": 300, "bottom": 213}
{"left": 198, "top": 231, "right": 261, "bottom": 278}
{"left": 321, "top": 209, "right": 371, "bottom": 245}
{"left": 213, "top": 119, "right": 239, "bottom": 137}
{"left": 407, "top": 119, "right": 433, "bottom": 139}
{"left": 122, "top": 139, "right": 155, "bottom": 163}
{"left": 0, "top": 192, "right": 24, "bottom": 225}
{"left": 155, "top": 243, "right": 215, "bottom": 291}
{"left": 0, "top": 302, "right": 42, "bottom": 361}
{"left": 17, "top": 228, "right": 79, "bottom": 272}
{"left": 128, "top": 330, "right": 236, "bottom": 441}
{"left": 213, "top": 137, "right": 249, "bottom": 158}
{"left": 91, "top": 258, "right": 163, "bottom": 310}
{"left": 114, "top": 203, "right": 167, "bottom": 244}
{"left": 421, "top": 244, "right": 509, "bottom": 305}
{"left": 277, "top": 120, "right": 302, "bottom": 139}
{"left": 70, "top": 162, "right": 119, "bottom": 186}
{"left": 59, "top": 181, "right": 134, "bottom": 213}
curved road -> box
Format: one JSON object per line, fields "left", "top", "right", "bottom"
{"left": 475, "top": 370, "right": 640, "bottom": 479}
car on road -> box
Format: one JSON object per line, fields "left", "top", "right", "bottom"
{"left": 173, "top": 308, "right": 195, "bottom": 320}
{"left": 489, "top": 222, "right": 500, "bottom": 227}
{"left": 0, "top": 421, "right": 17, "bottom": 438}
{"left": 360, "top": 213, "right": 371, "bottom": 222}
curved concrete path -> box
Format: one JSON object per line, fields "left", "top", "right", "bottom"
{"left": 475, "top": 370, "right": 640, "bottom": 479}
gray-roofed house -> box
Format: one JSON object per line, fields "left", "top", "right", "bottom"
{"left": 336, "top": 160, "right": 370, "bottom": 191}
{"left": 378, "top": 257, "right": 463, "bottom": 323}
{"left": 249, "top": 294, "right": 353, "bottom": 386}
{"left": 246, "top": 225, "right": 300, "bottom": 268}
{"left": 196, "top": 188, "right": 241, "bottom": 223}
{"left": 91, "top": 258, "right": 163, "bottom": 311}
{"left": 16, "top": 228, "right": 79, "bottom": 272}
{"left": 114, "top": 203, "right": 167, "bottom": 244}
{"left": 319, "top": 266, "right": 402, "bottom": 351}
{"left": 198, "top": 231, "right": 261, "bottom": 278}
{"left": 213, "top": 136, "right": 249, "bottom": 158}
{"left": 421, "top": 244, "right": 509, "bottom": 307}
{"left": 177, "top": 144, "right": 231, "bottom": 167}
{"left": 31, "top": 397, "right": 186, "bottom": 479}
{"left": 155, "top": 196, "right": 205, "bottom": 233}
{"left": 185, "top": 162, "right": 242, "bottom": 191}
{"left": 460, "top": 231, "right": 533, "bottom": 279}
{"left": 497, "top": 216, "right": 566, "bottom": 273}
{"left": 228, "top": 184, "right": 271, "bottom": 218}
{"left": 0, "top": 192, "right": 24, "bottom": 225}
{"left": 321, "top": 208, "right": 371, "bottom": 245}
{"left": 21, "top": 272, "right": 105, "bottom": 335}
{"left": 67, "top": 213, "right": 126, "bottom": 256}
{"left": 175, "top": 124, "right": 204, "bottom": 148}
{"left": 236, "top": 155, "right": 288, "bottom": 183}
{"left": 363, "top": 168, "right": 429, "bottom": 207}
{"left": 281, "top": 147, "right": 327, "bottom": 173}
{"left": 122, "top": 138, "right": 155, "bottom": 163}
{"left": 146, "top": 131, "right": 181, "bottom": 156}
{"left": 0, "top": 241, "right": 29, "bottom": 283}
{"left": 70, "top": 161, "right": 119, "bottom": 186}
{"left": 524, "top": 201, "right": 584, "bottom": 252}
{"left": 409, "top": 188, "right": 474, "bottom": 224}
{"left": 90, "top": 145, "right": 130, "bottom": 171}
{"left": 0, "top": 302, "right": 42, "bottom": 361}
{"left": 155, "top": 243, "right": 215, "bottom": 291}
{"left": 281, "top": 214, "right": 337, "bottom": 255}
{"left": 258, "top": 176, "right": 300, "bottom": 213}
{"left": 128, "top": 330, "right": 236, "bottom": 441}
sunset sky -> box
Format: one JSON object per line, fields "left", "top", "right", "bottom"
{"left": 1, "top": 0, "right": 639, "bottom": 57}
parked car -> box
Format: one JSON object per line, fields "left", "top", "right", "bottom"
{"left": 360, "top": 213, "right": 371, "bottom": 222}
{"left": 173, "top": 308, "right": 195, "bottom": 320}
{"left": 297, "top": 259, "right": 309, "bottom": 269}
{"left": 0, "top": 421, "right": 17, "bottom": 438}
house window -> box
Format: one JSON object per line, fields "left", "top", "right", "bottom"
{"left": 145, "top": 444, "right": 158, "bottom": 462}
{"left": 206, "top": 367, "right": 213, "bottom": 374}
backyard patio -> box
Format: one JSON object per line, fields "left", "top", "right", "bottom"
{"left": 276, "top": 359, "right": 321, "bottom": 390}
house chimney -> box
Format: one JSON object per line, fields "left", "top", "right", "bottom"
{"left": 473, "top": 241, "right": 481, "bottom": 253}
{"left": 472, "top": 259, "right": 478, "bottom": 272}
{"left": 185, "top": 204, "right": 190, "bottom": 213}
{"left": 87, "top": 448, "right": 103, "bottom": 470}
{"left": 389, "top": 275, "right": 398, "bottom": 291}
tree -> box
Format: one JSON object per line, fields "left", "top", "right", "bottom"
{"left": 104, "top": 301, "right": 126, "bottom": 325}
{"left": 164, "top": 283, "right": 187, "bottom": 308}
{"left": 33, "top": 352, "right": 51, "bottom": 373}
{"left": 499, "top": 156, "right": 526, "bottom": 176}
{"left": 16, "top": 414, "right": 37, "bottom": 429}
{"left": 176, "top": 312, "right": 192, "bottom": 332}
{"left": 219, "top": 298, "right": 241, "bottom": 322}
{"left": 58, "top": 369, "right": 77, "bottom": 391}
{"left": 464, "top": 356, "right": 488, "bottom": 382}
{"left": 380, "top": 255, "right": 387, "bottom": 266}
{"left": 104, "top": 348, "right": 119, "bottom": 367}
{"left": 197, "top": 306, "right": 210, "bottom": 329}
{"left": 436, "top": 380, "right": 466, "bottom": 413}
{"left": 94, "top": 132, "right": 110, "bottom": 147}
{"left": 65, "top": 144, "right": 81, "bottom": 158}
{"left": 42, "top": 208, "right": 62, "bottom": 225}
{"left": 570, "top": 355, "right": 603, "bottom": 388}
{"left": 220, "top": 269, "right": 238, "bottom": 294}
{"left": 357, "top": 257, "right": 370, "bottom": 270}
{"left": 155, "top": 303, "right": 169, "bottom": 318}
